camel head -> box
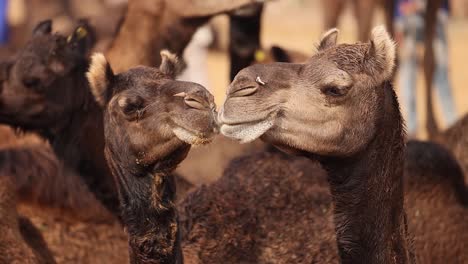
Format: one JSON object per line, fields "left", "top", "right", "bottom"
{"left": 0, "top": 20, "right": 95, "bottom": 129}
{"left": 219, "top": 26, "right": 396, "bottom": 157}
{"left": 87, "top": 50, "right": 217, "bottom": 171}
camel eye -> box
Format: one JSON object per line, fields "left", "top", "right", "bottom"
{"left": 321, "top": 85, "right": 349, "bottom": 97}
{"left": 231, "top": 85, "right": 258, "bottom": 97}
{"left": 119, "top": 96, "right": 145, "bottom": 116}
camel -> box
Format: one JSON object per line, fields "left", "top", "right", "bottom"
{"left": 87, "top": 50, "right": 217, "bottom": 263}
{"left": 0, "top": 20, "right": 119, "bottom": 217}
{"left": 217, "top": 25, "right": 467, "bottom": 262}
{"left": 219, "top": 25, "right": 413, "bottom": 263}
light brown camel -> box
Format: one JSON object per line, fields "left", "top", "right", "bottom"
{"left": 216, "top": 26, "right": 466, "bottom": 262}
{"left": 219, "top": 25, "right": 413, "bottom": 263}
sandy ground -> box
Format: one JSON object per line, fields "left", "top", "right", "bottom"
{"left": 205, "top": 0, "right": 468, "bottom": 139}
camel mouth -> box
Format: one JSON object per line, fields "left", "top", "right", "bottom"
{"left": 172, "top": 125, "right": 215, "bottom": 146}
{"left": 220, "top": 117, "right": 275, "bottom": 143}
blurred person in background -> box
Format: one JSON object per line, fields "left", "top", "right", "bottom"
{"left": 0, "top": 0, "right": 8, "bottom": 45}
{"left": 395, "top": 0, "right": 457, "bottom": 136}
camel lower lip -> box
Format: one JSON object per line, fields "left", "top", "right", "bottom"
{"left": 173, "top": 126, "right": 214, "bottom": 146}
{"left": 220, "top": 118, "right": 274, "bottom": 143}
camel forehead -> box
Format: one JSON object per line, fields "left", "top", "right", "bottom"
{"left": 21, "top": 35, "right": 67, "bottom": 57}
{"left": 115, "top": 67, "right": 168, "bottom": 90}
{"left": 316, "top": 43, "right": 371, "bottom": 73}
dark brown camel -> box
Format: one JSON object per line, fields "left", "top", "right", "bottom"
{"left": 87, "top": 50, "right": 216, "bottom": 263}
{"left": 0, "top": 20, "right": 119, "bottom": 217}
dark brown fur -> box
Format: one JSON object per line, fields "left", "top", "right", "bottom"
{"left": 180, "top": 150, "right": 339, "bottom": 263}
{"left": 442, "top": 114, "right": 468, "bottom": 184}
{"left": 0, "top": 21, "right": 120, "bottom": 216}
{"left": 0, "top": 176, "right": 56, "bottom": 264}
{"left": 404, "top": 140, "right": 468, "bottom": 263}
{"left": 0, "top": 126, "right": 110, "bottom": 221}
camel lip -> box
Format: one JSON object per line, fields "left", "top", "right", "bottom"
{"left": 219, "top": 116, "right": 275, "bottom": 144}
{"left": 217, "top": 108, "right": 277, "bottom": 127}
{"left": 172, "top": 125, "right": 215, "bottom": 146}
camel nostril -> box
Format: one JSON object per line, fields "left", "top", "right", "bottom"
{"left": 22, "top": 77, "right": 41, "bottom": 88}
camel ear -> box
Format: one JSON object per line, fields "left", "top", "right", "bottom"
{"left": 318, "top": 28, "right": 338, "bottom": 51}
{"left": 270, "top": 46, "right": 291, "bottom": 63}
{"left": 87, "top": 53, "right": 115, "bottom": 107}
{"left": 159, "top": 50, "right": 183, "bottom": 78}
{"left": 33, "top": 20, "right": 52, "bottom": 36}
{"left": 67, "top": 20, "right": 96, "bottom": 55}
{"left": 366, "top": 25, "right": 396, "bottom": 82}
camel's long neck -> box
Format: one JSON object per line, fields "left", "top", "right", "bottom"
{"left": 322, "top": 84, "right": 412, "bottom": 263}
{"left": 105, "top": 148, "right": 182, "bottom": 264}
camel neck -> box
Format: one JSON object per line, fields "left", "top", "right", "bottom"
{"left": 104, "top": 147, "right": 182, "bottom": 264}
{"left": 42, "top": 72, "right": 118, "bottom": 215}
{"left": 321, "top": 83, "right": 411, "bottom": 263}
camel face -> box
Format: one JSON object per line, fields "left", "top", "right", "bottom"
{"left": 220, "top": 26, "right": 396, "bottom": 157}
{"left": 88, "top": 51, "right": 217, "bottom": 168}
{"left": 0, "top": 20, "right": 93, "bottom": 129}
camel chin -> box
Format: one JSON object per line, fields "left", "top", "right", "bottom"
{"left": 220, "top": 118, "right": 274, "bottom": 144}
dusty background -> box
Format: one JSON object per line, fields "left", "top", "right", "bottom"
{"left": 206, "top": 0, "right": 468, "bottom": 139}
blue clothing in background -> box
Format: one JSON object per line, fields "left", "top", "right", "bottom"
{"left": 395, "top": 0, "right": 457, "bottom": 135}
{"left": 0, "top": 0, "right": 8, "bottom": 44}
